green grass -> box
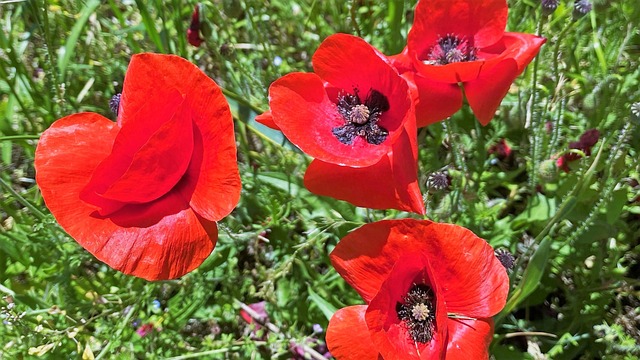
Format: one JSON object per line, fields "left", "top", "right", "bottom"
{"left": 1, "top": 0, "right": 639, "bottom": 358}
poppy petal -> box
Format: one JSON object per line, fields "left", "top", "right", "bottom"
{"left": 388, "top": 47, "right": 414, "bottom": 74}
{"left": 464, "top": 33, "right": 545, "bottom": 124}
{"left": 365, "top": 255, "right": 448, "bottom": 360}
{"left": 81, "top": 94, "right": 194, "bottom": 210}
{"left": 330, "top": 220, "right": 422, "bottom": 302}
{"left": 445, "top": 318, "right": 493, "bottom": 359}
{"left": 500, "top": 32, "right": 547, "bottom": 72}
{"left": 330, "top": 220, "right": 508, "bottom": 318}
{"left": 326, "top": 306, "right": 380, "bottom": 360}
{"left": 118, "top": 53, "right": 241, "bottom": 221}
{"left": 255, "top": 110, "right": 280, "bottom": 130}
{"left": 404, "top": 72, "right": 463, "bottom": 127}
{"left": 407, "top": 0, "right": 508, "bottom": 60}
{"left": 269, "top": 72, "right": 388, "bottom": 167}
{"left": 414, "top": 223, "right": 509, "bottom": 317}
{"left": 35, "top": 113, "right": 218, "bottom": 280}
{"left": 304, "top": 125, "right": 424, "bottom": 214}
{"left": 312, "top": 33, "right": 412, "bottom": 145}
{"left": 463, "top": 59, "right": 518, "bottom": 126}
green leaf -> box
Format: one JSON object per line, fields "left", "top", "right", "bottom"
{"left": 0, "top": 233, "right": 29, "bottom": 266}
{"left": 308, "top": 287, "right": 336, "bottom": 321}
{"left": 134, "top": 0, "right": 166, "bottom": 53}
{"left": 606, "top": 189, "right": 627, "bottom": 224}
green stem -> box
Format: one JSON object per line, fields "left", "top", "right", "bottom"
{"left": 0, "top": 177, "right": 47, "bottom": 220}
{"left": 0, "top": 135, "right": 40, "bottom": 141}
{"left": 221, "top": 87, "right": 265, "bottom": 115}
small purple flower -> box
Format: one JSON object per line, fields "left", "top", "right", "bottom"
{"left": 574, "top": 0, "right": 592, "bottom": 16}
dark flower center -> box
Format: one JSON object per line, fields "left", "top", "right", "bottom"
{"left": 424, "top": 34, "right": 478, "bottom": 65}
{"left": 494, "top": 248, "right": 515, "bottom": 270}
{"left": 396, "top": 284, "right": 436, "bottom": 344}
{"left": 332, "top": 88, "right": 389, "bottom": 145}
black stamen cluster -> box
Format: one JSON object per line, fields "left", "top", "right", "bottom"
{"left": 426, "top": 172, "right": 451, "bottom": 192}
{"left": 426, "top": 34, "right": 478, "bottom": 65}
{"left": 333, "top": 88, "right": 390, "bottom": 145}
{"left": 396, "top": 284, "right": 436, "bottom": 344}
{"left": 495, "top": 248, "right": 515, "bottom": 270}
{"left": 541, "top": 0, "right": 559, "bottom": 12}
{"left": 109, "top": 93, "right": 121, "bottom": 116}
{"left": 574, "top": 0, "right": 592, "bottom": 16}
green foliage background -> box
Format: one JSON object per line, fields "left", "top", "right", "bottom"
{"left": 0, "top": 0, "right": 639, "bottom": 358}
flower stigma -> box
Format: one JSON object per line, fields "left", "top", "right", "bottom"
{"left": 396, "top": 283, "right": 436, "bottom": 343}
{"left": 424, "top": 34, "right": 478, "bottom": 65}
{"left": 332, "top": 88, "right": 390, "bottom": 145}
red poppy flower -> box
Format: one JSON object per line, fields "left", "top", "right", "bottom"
{"left": 488, "top": 138, "right": 512, "bottom": 160}
{"left": 187, "top": 5, "right": 204, "bottom": 47}
{"left": 257, "top": 33, "right": 424, "bottom": 214}
{"left": 34, "top": 53, "right": 241, "bottom": 280}
{"left": 326, "top": 219, "right": 509, "bottom": 359}
{"left": 556, "top": 128, "right": 600, "bottom": 172}
{"left": 391, "top": 0, "right": 546, "bottom": 126}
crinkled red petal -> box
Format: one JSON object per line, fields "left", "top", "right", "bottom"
{"left": 403, "top": 72, "right": 463, "bottom": 127}
{"left": 326, "top": 306, "right": 380, "bottom": 360}
{"left": 408, "top": 0, "right": 508, "bottom": 58}
{"left": 312, "top": 34, "right": 412, "bottom": 147}
{"left": 464, "top": 59, "right": 518, "bottom": 126}
{"left": 35, "top": 113, "right": 217, "bottom": 280}
{"left": 119, "top": 53, "right": 241, "bottom": 221}
{"left": 445, "top": 318, "right": 493, "bottom": 359}
{"left": 81, "top": 93, "right": 194, "bottom": 212}
{"left": 303, "top": 125, "right": 424, "bottom": 214}
{"left": 330, "top": 220, "right": 509, "bottom": 318}
{"left": 269, "top": 72, "right": 388, "bottom": 167}
{"left": 365, "top": 256, "right": 448, "bottom": 360}
{"left": 412, "top": 223, "right": 509, "bottom": 318}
